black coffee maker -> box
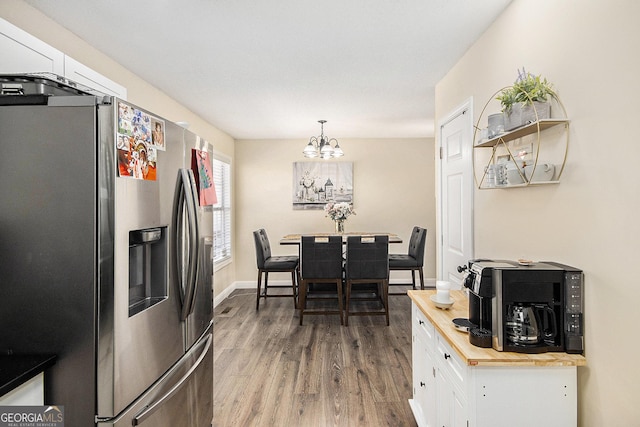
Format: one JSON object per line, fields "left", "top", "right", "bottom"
{"left": 460, "top": 259, "right": 584, "bottom": 354}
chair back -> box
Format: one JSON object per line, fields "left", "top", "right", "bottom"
{"left": 346, "top": 235, "right": 389, "bottom": 280}
{"left": 253, "top": 229, "right": 272, "bottom": 269}
{"left": 407, "top": 227, "right": 427, "bottom": 266}
{"left": 301, "top": 236, "right": 343, "bottom": 279}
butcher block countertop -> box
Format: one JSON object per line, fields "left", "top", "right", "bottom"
{"left": 408, "top": 290, "right": 587, "bottom": 367}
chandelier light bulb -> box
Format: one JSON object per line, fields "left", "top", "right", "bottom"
{"left": 302, "top": 120, "right": 343, "bottom": 159}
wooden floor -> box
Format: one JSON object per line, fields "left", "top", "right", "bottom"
{"left": 213, "top": 288, "right": 418, "bottom": 427}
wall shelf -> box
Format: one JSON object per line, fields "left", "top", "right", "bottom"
{"left": 473, "top": 88, "right": 570, "bottom": 189}
{"left": 475, "top": 119, "right": 570, "bottom": 148}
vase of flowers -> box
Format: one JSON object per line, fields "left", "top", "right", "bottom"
{"left": 324, "top": 202, "right": 355, "bottom": 234}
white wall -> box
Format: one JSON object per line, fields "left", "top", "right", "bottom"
{"left": 234, "top": 137, "right": 436, "bottom": 284}
{"left": 435, "top": 0, "right": 640, "bottom": 425}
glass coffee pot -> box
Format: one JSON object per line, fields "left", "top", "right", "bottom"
{"left": 505, "top": 304, "right": 557, "bottom": 345}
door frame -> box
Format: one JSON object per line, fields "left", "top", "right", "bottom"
{"left": 436, "top": 97, "right": 474, "bottom": 280}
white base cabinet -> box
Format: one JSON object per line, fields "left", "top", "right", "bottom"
{"left": 410, "top": 301, "right": 578, "bottom": 427}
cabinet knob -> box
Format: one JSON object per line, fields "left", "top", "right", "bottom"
{"left": 420, "top": 381, "right": 426, "bottom": 388}
{"left": 419, "top": 320, "right": 425, "bottom": 325}
{"left": 444, "top": 353, "right": 451, "bottom": 360}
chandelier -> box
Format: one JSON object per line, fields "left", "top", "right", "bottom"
{"left": 302, "top": 120, "right": 344, "bottom": 159}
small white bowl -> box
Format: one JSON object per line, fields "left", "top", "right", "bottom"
{"left": 430, "top": 294, "right": 454, "bottom": 310}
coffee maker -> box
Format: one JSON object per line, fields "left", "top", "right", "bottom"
{"left": 460, "top": 259, "right": 584, "bottom": 354}
{"left": 460, "top": 259, "right": 495, "bottom": 331}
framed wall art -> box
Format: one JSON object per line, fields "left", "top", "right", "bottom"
{"left": 292, "top": 162, "right": 353, "bottom": 210}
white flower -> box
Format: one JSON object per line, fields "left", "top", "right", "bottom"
{"left": 324, "top": 202, "right": 355, "bottom": 221}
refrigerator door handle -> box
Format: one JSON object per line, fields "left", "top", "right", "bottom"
{"left": 131, "top": 333, "right": 212, "bottom": 426}
{"left": 184, "top": 168, "right": 202, "bottom": 318}
{"left": 172, "top": 169, "right": 200, "bottom": 321}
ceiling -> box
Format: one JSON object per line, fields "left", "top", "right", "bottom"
{"left": 26, "top": 0, "right": 512, "bottom": 139}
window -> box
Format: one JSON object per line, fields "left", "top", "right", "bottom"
{"left": 212, "top": 154, "right": 231, "bottom": 268}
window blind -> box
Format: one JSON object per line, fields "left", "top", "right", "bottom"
{"left": 212, "top": 155, "right": 231, "bottom": 266}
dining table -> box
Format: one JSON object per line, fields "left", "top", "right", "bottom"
{"left": 279, "top": 232, "right": 403, "bottom": 245}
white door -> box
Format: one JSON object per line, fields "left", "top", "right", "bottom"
{"left": 438, "top": 99, "right": 474, "bottom": 288}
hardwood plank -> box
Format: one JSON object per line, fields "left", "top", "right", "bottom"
{"left": 213, "top": 289, "right": 417, "bottom": 426}
{"left": 294, "top": 335, "right": 323, "bottom": 395}
{"left": 287, "top": 392, "right": 324, "bottom": 426}
{"left": 320, "top": 340, "right": 349, "bottom": 425}
{"left": 375, "top": 401, "right": 417, "bottom": 427}
{"left": 259, "top": 359, "right": 300, "bottom": 426}
{"left": 344, "top": 366, "right": 383, "bottom": 426}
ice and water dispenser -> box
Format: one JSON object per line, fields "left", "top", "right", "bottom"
{"left": 128, "top": 227, "right": 168, "bottom": 317}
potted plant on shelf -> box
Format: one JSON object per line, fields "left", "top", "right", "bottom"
{"left": 497, "top": 68, "right": 556, "bottom": 131}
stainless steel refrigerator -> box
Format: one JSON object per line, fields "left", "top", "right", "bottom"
{"left": 0, "top": 74, "right": 213, "bottom": 426}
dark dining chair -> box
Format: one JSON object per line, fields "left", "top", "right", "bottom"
{"left": 253, "top": 228, "right": 299, "bottom": 310}
{"left": 388, "top": 226, "right": 427, "bottom": 295}
{"left": 298, "top": 235, "right": 344, "bottom": 325}
{"left": 344, "top": 235, "right": 389, "bottom": 326}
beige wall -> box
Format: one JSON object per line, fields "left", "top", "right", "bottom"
{"left": 436, "top": 0, "right": 640, "bottom": 425}
{"left": 1, "top": 1, "right": 237, "bottom": 297}
{"left": 234, "top": 137, "right": 436, "bottom": 283}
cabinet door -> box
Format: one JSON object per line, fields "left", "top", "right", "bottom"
{"left": 412, "top": 303, "right": 438, "bottom": 427}
{"left": 0, "top": 17, "right": 64, "bottom": 74}
{"left": 64, "top": 56, "right": 128, "bottom": 99}
{"left": 413, "top": 333, "right": 437, "bottom": 427}
{"left": 451, "top": 388, "right": 467, "bottom": 427}
{"left": 435, "top": 333, "right": 468, "bottom": 427}
{"left": 412, "top": 333, "right": 428, "bottom": 425}
{"left": 435, "top": 367, "right": 451, "bottom": 427}
{"left": 422, "top": 345, "right": 437, "bottom": 427}
{"left": 436, "top": 367, "right": 467, "bottom": 427}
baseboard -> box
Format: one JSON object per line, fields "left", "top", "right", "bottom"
{"left": 214, "top": 281, "right": 254, "bottom": 308}
{"left": 214, "top": 278, "right": 436, "bottom": 308}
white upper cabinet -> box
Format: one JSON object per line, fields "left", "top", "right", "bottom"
{"left": 0, "top": 17, "right": 64, "bottom": 74}
{"left": 1, "top": 18, "right": 127, "bottom": 99}
{"left": 64, "top": 56, "right": 127, "bottom": 99}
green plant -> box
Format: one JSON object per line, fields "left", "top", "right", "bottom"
{"left": 497, "top": 68, "right": 556, "bottom": 113}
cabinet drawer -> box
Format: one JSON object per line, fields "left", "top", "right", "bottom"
{"left": 436, "top": 334, "right": 466, "bottom": 391}
{"left": 413, "top": 303, "right": 435, "bottom": 351}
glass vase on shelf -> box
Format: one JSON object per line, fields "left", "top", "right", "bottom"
{"left": 335, "top": 220, "right": 345, "bottom": 234}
